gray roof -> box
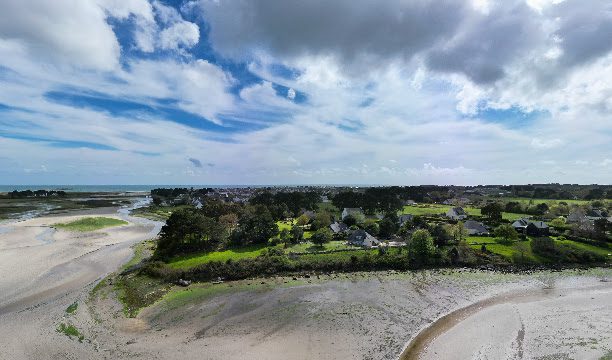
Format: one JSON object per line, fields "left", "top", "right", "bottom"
{"left": 330, "top": 222, "right": 348, "bottom": 233}
{"left": 464, "top": 220, "right": 487, "bottom": 232}
{"left": 348, "top": 230, "right": 379, "bottom": 247}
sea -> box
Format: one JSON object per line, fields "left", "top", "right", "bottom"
{"left": 0, "top": 184, "right": 360, "bottom": 193}
{"left": 0, "top": 185, "right": 256, "bottom": 193}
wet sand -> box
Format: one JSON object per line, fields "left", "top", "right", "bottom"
{"left": 401, "top": 278, "right": 612, "bottom": 359}
{"left": 0, "top": 202, "right": 161, "bottom": 359}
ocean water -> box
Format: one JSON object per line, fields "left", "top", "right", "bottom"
{"left": 0, "top": 184, "right": 299, "bottom": 193}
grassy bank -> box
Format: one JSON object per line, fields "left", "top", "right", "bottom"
{"left": 54, "top": 217, "right": 128, "bottom": 231}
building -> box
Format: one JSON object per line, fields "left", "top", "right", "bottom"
{"left": 511, "top": 218, "right": 531, "bottom": 233}
{"left": 446, "top": 207, "right": 467, "bottom": 220}
{"left": 399, "top": 214, "right": 414, "bottom": 226}
{"left": 347, "top": 230, "right": 380, "bottom": 247}
{"left": 526, "top": 221, "right": 549, "bottom": 236}
{"left": 463, "top": 220, "right": 488, "bottom": 235}
{"left": 330, "top": 222, "right": 349, "bottom": 234}
{"left": 342, "top": 207, "right": 364, "bottom": 220}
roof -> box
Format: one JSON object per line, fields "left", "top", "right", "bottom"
{"left": 448, "top": 207, "right": 466, "bottom": 216}
{"left": 330, "top": 222, "right": 348, "bottom": 233}
{"left": 463, "top": 220, "right": 487, "bottom": 232}
{"left": 343, "top": 207, "right": 363, "bottom": 214}
{"left": 348, "top": 230, "right": 379, "bottom": 247}
{"left": 528, "top": 221, "right": 548, "bottom": 229}
{"left": 512, "top": 218, "right": 530, "bottom": 227}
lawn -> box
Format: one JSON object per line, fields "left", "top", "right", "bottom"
{"left": 501, "top": 197, "right": 592, "bottom": 206}
{"left": 470, "top": 240, "right": 541, "bottom": 263}
{"left": 54, "top": 217, "right": 128, "bottom": 231}
{"left": 400, "top": 204, "right": 526, "bottom": 222}
{"left": 471, "top": 236, "right": 612, "bottom": 263}
{"left": 554, "top": 238, "right": 612, "bottom": 257}
{"left": 276, "top": 220, "right": 313, "bottom": 238}
{"left": 168, "top": 244, "right": 269, "bottom": 269}
{"left": 168, "top": 240, "right": 362, "bottom": 270}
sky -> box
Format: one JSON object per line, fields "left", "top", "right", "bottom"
{"left": 0, "top": 0, "right": 611, "bottom": 185}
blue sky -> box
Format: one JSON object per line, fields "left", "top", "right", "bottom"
{"left": 0, "top": 0, "right": 611, "bottom": 185}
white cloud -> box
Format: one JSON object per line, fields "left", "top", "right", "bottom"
{"left": 159, "top": 21, "right": 200, "bottom": 50}
{"left": 287, "top": 88, "right": 296, "bottom": 100}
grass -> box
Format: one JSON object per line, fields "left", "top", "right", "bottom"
{"left": 471, "top": 236, "right": 612, "bottom": 263}
{"left": 122, "top": 239, "right": 155, "bottom": 271}
{"left": 400, "top": 204, "right": 527, "bottom": 222}
{"left": 131, "top": 205, "right": 191, "bottom": 221}
{"left": 65, "top": 302, "right": 78, "bottom": 314}
{"left": 167, "top": 240, "right": 365, "bottom": 271}
{"left": 57, "top": 323, "right": 84, "bottom": 342}
{"left": 54, "top": 216, "right": 128, "bottom": 231}
{"left": 466, "top": 236, "right": 546, "bottom": 263}
{"left": 554, "top": 238, "right": 612, "bottom": 258}
{"left": 168, "top": 244, "right": 270, "bottom": 269}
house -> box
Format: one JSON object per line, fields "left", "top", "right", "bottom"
{"left": 586, "top": 209, "right": 608, "bottom": 221}
{"left": 511, "top": 218, "right": 530, "bottom": 233}
{"left": 329, "top": 222, "right": 349, "bottom": 234}
{"left": 347, "top": 230, "right": 380, "bottom": 247}
{"left": 446, "top": 207, "right": 467, "bottom": 220}
{"left": 342, "top": 207, "right": 364, "bottom": 220}
{"left": 463, "top": 220, "right": 488, "bottom": 235}
{"left": 399, "top": 214, "right": 414, "bottom": 226}
{"left": 526, "top": 221, "right": 549, "bottom": 236}
{"left": 566, "top": 209, "right": 585, "bottom": 223}
{"left": 301, "top": 210, "right": 316, "bottom": 219}
{"left": 403, "top": 200, "right": 417, "bottom": 206}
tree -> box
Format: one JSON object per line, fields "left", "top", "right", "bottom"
{"left": 290, "top": 224, "right": 304, "bottom": 243}
{"left": 513, "top": 242, "right": 530, "bottom": 264}
{"left": 364, "top": 219, "right": 380, "bottom": 236}
{"left": 594, "top": 218, "right": 610, "bottom": 240}
{"left": 219, "top": 213, "right": 239, "bottom": 237}
{"left": 343, "top": 214, "right": 357, "bottom": 227}
{"left": 450, "top": 222, "right": 468, "bottom": 243}
{"left": 494, "top": 224, "right": 518, "bottom": 244}
{"left": 311, "top": 211, "right": 332, "bottom": 231}
{"left": 409, "top": 229, "right": 434, "bottom": 264}
{"left": 279, "top": 228, "right": 291, "bottom": 247}
{"left": 156, "top": 208, "right": 224, "bottom": 257}
{"left": 549, "top": 217, "right": 566, "bottom": 230}
{"left": 481, "top": 202, "right": 503, "bottom": 221}
{"left": 378, "top": 218, "right": 398, "bottom": 238}
{"left": 311, "top": 228, "right": 333, "bottom": 247}
{"left": 296, "top": 214, "right": 310, "bottom": 227}
{"left": 431, "top": 224, "right": 452, "bottom": 247}
{"left": 233, "top": 205, "right": 279, "bottom": 245}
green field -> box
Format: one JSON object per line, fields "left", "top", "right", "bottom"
{"left": 54, "top": 217, "right": 128, "bottom": 231}
{"left": 400, "top": 204, "right": 527, "bottom": 221}
{"left": 501, "top": 197, "right": 593, "bottom": 206}
{"left": 168, "top": 241, "right": 362, "bottom": 270}
{"left": 470, "top": 236, "right": 611, "bottom": 263}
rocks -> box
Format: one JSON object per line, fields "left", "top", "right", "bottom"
{"left": 176, "top": 279, "right": 191, "bottom": 287}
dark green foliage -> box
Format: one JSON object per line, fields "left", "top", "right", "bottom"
{"left": 232, "top": 205, "right": 279, "bottom": 245}
{"left": 311, "top": 228, "right": 333, "bottom": 247}
{"left": 409, "top": 229, "right": 434, "bottom": 265}
{"left": 494, "top": 224, "right": 518, "bottom": 244}
{"left": 290, "top": 224, "right": 304, "bottom": 243}
{"left": 481, "top": 202, "right": 503, "bottom": 221}
{"left": 431, "top": 224, "right": 452, "bottom": 247}
{"left": 378, "top": 212, "right": 399, "bottom": 238}
{"left": 156, "top": 208, "right": 225, "bottom": 257}
{"left": 343, "top": 214, "right": 357, "bottom": 227}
